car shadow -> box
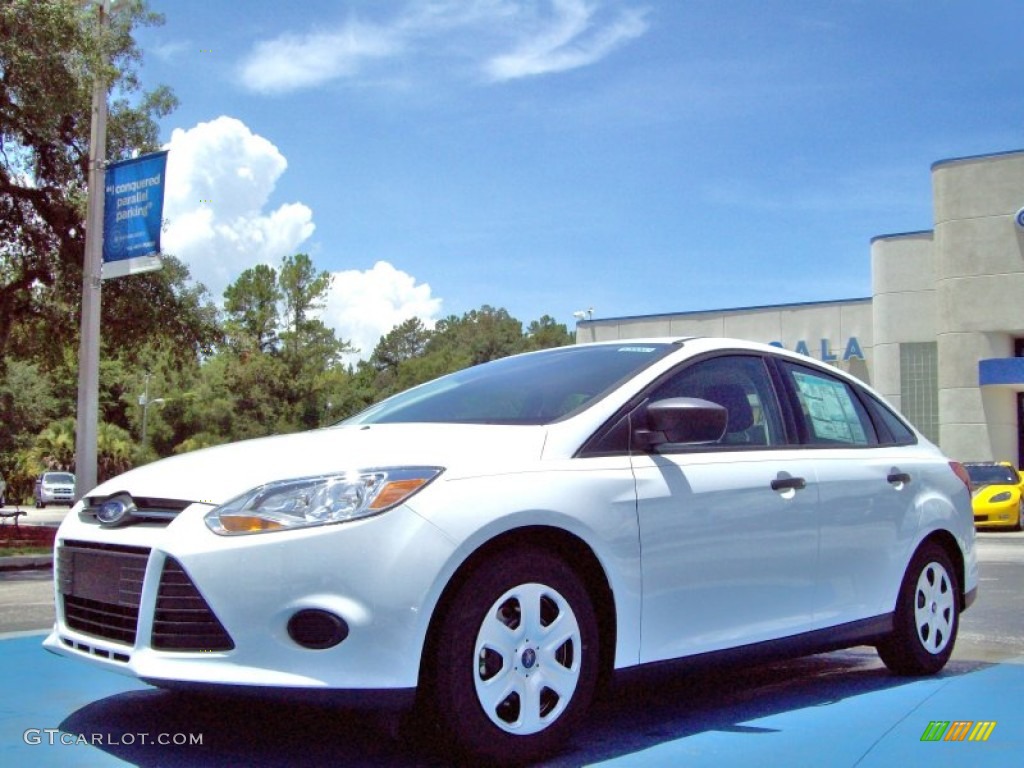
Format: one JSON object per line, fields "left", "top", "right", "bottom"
{"left": 552, "top": 649, "right": 990, "bottom": 765}
{"left": 58, "top": 648, "right": 992, "bottom": 767}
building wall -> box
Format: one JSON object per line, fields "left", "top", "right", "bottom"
{"left": 579, "top": 299, "right": 873, "bottom": 382}
{"left": 931, "top": 150, "right": 1024, "bottom": 462}
{"left": 870, "top": 231, "right": 935, "bottom": 412}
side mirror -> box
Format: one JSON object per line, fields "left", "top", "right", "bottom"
{"left": 634, "top": 397, "right": 728, "bottom": 450}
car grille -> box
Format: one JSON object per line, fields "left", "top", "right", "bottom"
{"left": 152, "top": 558, "right": 234, "bottom": 651}
{"left": 58, "top": 541, "right": 234, "bottom": 652}
{"left": 59, "top": 541, "right": 148, "bottom": 645}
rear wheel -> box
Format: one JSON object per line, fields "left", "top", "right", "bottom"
{"left": 424, "top": 548, "right": 599, "bottom": 765}
{"left": 877, "top": 542, "right": 959, "bottom": 675}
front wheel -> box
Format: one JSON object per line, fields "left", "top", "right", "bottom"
{"left": 877, "top": 542, "right": 959, "bottom": 675}
{"left": 424, "top": 548, "right": 599, "bottom": 765}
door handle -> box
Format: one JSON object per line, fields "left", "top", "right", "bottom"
{"left": 887, "top": 472, "right": 911, "bottom": 485}
{"left": 771, "top": 476, "right": 807, "bottom": 492}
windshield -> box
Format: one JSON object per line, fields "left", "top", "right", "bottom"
{"left": 964, "top": 464, "right": 1018, "bottom": 486}
{"left": 344, "top": 343, "right": 675, "bottom": 425}
{"left": 44, "top": 473, "right": 75, "bottom": 484}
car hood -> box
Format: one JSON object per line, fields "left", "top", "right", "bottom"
{"left": 86, "top": 423, "right": 549, "bottom": 506}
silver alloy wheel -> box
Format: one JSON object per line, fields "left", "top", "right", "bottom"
{"left": 473, "top": 582, "right": 582, "bottom": 735}
{"left": 913, "top": 560, "right": 955, "bottom": 655}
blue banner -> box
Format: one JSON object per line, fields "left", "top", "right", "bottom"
{"left": 102, "top": 151, "right": 168, "bottom": 279}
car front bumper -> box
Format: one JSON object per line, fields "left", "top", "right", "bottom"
{"left": 39, "top": 488, "right": 75, "bottom": 504}
{"left": 44, "top": 501, "right": 456, "bottom": 692}
{"left": 973, "top": 502, "right": 1019, "bottom": 529}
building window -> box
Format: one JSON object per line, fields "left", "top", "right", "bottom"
{"left": 900, "top": 342, "right": 939, "bottom": 443}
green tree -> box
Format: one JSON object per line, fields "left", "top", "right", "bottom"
{"left": 278, "top": 253, "right": 330, "bottom": 354}
{"left": 223, "top": 263, "right": 281, "bottom": 353}
{"left": 8, "top": 416, "right": 77, "bottom": 502}
{"left": 427, "top": 305, "right": 524, "bottom": 367}
{"left": 0, "top": 360, "right": 60, "bottom": 457}
{"left": 97, "top": 420, "right": 133, "bottom": 481}
{"left": 0, "top": 0, "right": 176, "bottom": 371}
{"left": 357, "top": 317, "right": 433, "bottom": 398}
{"left": 369, "top": 317, "right": 432, "bottom": 373}
{"left": 524, "top": 315, "right": 573, "bottom": 350}
{"left": 275, "top": 253, "right": 353, "bottom": 429}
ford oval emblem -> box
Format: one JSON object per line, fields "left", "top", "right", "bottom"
{"left": 97, "top": 497, "right": 133, "bottom": 527}
{"left": 1016, "top": 206, "right": 1024, "bottom": 231}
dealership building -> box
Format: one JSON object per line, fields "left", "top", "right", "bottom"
{"left": 577, "top": 149, "right": 1024, "bottom": 467}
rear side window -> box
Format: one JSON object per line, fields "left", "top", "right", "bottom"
{"left": 864, "top": 394, "right": 918, "bottom": 446}
{"left": 779, "top": 361, "right": 876, "bottom": 446}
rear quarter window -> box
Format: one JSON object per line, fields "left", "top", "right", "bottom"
{"left": 863, "top": 394, "right": 918, "bottom": 446}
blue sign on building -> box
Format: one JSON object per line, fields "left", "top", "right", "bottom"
{"left": 102, "top": 151, "right": 168, "bottom": 279}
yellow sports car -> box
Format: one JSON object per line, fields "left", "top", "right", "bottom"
{"left": 963, "top": 461, "right": 1024, "bottom": 531}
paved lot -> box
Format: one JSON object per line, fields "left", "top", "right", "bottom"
{"left": 0, "top": 531, "right": 1021, "bottom": 766}
{"left": 0, "top": 503, "right": 70, "bottom": 528}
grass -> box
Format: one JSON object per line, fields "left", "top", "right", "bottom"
{"left": 0, "top": 523, "right": 56, "bottom": 556}
{"left": 0, "top": 546, "right": 53, "bottom": 557}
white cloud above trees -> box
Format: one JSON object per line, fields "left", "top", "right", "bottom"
{"left": 161, "top": 117, "right": 442, "bottom": 360}
{"left": 322, "top": 261, "right": 443, "bottom": 362}
{"left": 162, "top": 116, "right": 315, "bottom": 296}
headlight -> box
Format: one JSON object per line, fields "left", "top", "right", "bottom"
{"left": 205, "top": 467, "right": 443, "bottom": 535}
{"left": 989, "top": 491, "right": 1012, "bottom": 503}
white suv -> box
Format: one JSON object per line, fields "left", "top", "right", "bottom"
{"left": 46, "top": 338, "right": 977, "bottom": 764}
{"left": 34, "top": 471, "right": 76, "bottom": 507}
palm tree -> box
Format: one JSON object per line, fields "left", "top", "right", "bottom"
{"left": 28, "top": 418, "right": 76, "bottom": 472}
{"left": 98, "top": 422, "right": 134, "bottom": 483}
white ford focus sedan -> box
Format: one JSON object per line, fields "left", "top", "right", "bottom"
{"left": 46, "top": 338, "right": 977, "bottom": 764}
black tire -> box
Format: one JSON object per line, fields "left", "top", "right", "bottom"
{"left": 877, "top": 542, "right": 959, "bottom": 675}
{"left": 1013, "top": 502, "right": 1023, "bottom": 532}
{"left": 423, "top": 548, "right": 599, "bottom": 765}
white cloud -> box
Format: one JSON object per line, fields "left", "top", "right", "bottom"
{"left": 322, "top": 261, "right": 443, "bottom": 362}
{"left": 236, "top": 0, "right": 649, "bottom": 93}
{"left": 161, "top": 116, "right": 315, "bottom": 297}
{"left": 238, "top": 23, "right": 401, "bottom": 94}
{"left": 160, "top": 118, "right": 439, "bottom": 362}
{"left": 485, "top": 0, "right": 650, "bottom": 81}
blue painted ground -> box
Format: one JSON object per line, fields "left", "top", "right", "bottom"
{"left": 1, "top": 631, "right": 1020, "bottom": 767}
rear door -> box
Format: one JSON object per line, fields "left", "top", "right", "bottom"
{"left": 773, "top": 359, "right": 918, "bottom": 625}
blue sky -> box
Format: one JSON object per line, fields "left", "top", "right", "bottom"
{"left": 133, "top": 0, "right": 1024, "bottom": 358}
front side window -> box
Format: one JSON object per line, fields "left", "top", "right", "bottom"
{"left": 647, "top": 354, "right": 783, "bottom": 447}
{"left": 780, "top": 362, "right": 875, "bottom": 446}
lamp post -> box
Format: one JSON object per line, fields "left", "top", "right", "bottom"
{"left": 74, "top": 0, "right": 112, "bottom": 500}
{"left": 139, "top": 374, "right": 165, "bottom": 447}
{"left": 572, "top": 307, "right": 595, "bottom": 342}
